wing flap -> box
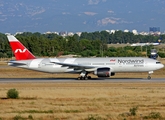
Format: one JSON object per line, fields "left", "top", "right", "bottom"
{"left": 51, "top": 62, "right": 95, "bottom": 70}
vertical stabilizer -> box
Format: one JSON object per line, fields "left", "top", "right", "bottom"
{"left": 7, "top": 35, "right": 36, "bottom": 60}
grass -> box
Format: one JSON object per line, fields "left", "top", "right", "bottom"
{"left": 0, "top": 82, "right": 165, "bottom": 119}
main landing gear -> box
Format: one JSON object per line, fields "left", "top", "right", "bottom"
{"left": 147, "top": 71, "right": 153, "bottom": 80}
{"left": 77, "top": 71, "right": 92, "bottom": 80}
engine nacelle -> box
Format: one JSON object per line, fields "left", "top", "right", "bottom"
{"left": 94, "top": 67, "right": 115, "bottom": 77}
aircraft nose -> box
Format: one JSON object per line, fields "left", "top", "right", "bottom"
{"left": 161, "top": 64, "right": 164, "bottom": 68}
{"left": 158, "top": 63, "right": 164, "bottom": 69}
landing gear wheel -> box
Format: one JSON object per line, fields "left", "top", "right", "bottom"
{"left": 77, "top": 76, "right": 91, "bottom": 80}
{"left": 88, "top": 76, "right": 91, "bottom": 79}
{"left": 147, "top": 76, "right": 151, "bottom": 80}
{"left": 147, "top": 71, "right": 153, "bottom": 80}
{"left": 77, "top": 77, "right": 83, "bottom": 80}
{"left": 84, "top": 76, "right": 88, "bottom": 80}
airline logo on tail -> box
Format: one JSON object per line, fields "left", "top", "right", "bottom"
{"left": 7, "top": 35, "right": 36, "bottom": 60}
{"left": 15, "top": 49, "right": 27, "bottom": 53}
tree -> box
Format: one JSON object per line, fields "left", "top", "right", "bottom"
{"left": 7, "top": 88, "right": 19, "bottom": 99}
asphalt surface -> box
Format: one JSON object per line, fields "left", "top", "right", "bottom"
{"left": 0, "top": 78, "right": 164, "bottom": 83}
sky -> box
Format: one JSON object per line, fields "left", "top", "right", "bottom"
{"left": 0, "top": 0, "right": 165, "bottom": 34}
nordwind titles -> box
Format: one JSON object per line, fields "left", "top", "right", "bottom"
{"left": 118, "top": 59, "right": 144, "bottom": 64}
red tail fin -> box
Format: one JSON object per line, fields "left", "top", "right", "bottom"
{"left": 7, "top": 35, "right": 36, "bottom": 60}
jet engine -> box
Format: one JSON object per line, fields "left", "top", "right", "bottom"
{"left": 94, "top": 67, "right": 115, "bottom": 77}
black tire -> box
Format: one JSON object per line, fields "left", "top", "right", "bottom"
{"left": 147, "top": 76, "right": 151, "bottom": 80}
{"left": 88, "top": 76, "right": 92, "bottom": 79}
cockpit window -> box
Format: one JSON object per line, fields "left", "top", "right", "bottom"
{"left": 156, "top": 62, "right": 161, "bottom": 64}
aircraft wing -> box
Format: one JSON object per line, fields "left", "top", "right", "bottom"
{"left": 51, "top": 62, "right": 96, "bottom": 70}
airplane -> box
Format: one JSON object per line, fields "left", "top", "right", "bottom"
{"left": 7, "top": 35, "right": 164, "bottom": 80}
{"left": 131, "top": 39, "right": 161, "bottom": 46}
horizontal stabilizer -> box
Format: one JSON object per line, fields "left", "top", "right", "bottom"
{"left": 8, "top": 61, "right": 27, "bottom": 66}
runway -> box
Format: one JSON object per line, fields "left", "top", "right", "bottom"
{"left": 0, "top": 78, "right": 165, "bottom": 83}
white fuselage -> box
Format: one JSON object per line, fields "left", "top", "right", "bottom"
{"left": 8, "top": 57, "right": 164, "bottom": 74}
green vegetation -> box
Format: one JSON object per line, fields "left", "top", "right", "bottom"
{"left": 7, "top": 88, "right": 19, "bottom": 99}
{"left": 143, "top": 112, "right": 162, "bottom": 119}
{"left": 13, "top": 115, "right": 24, "bottom": 120}
{"left": 64, "top": 109, "right": 81, "bottom": 113}
{"left": 13, "top": 115, "right": 34, "bottom": 120}
{"left": 86, "top": 114, "right": 105, "bottom": 120}
{"left": 28, "top": 115, "right": 33, "bottom": 120}
{"left": 19, "top": 110, "right": 53, "bottom": 114}
{"left": 129, "top": 106, "right": 138, "bottom": 116}
{"left": 119, "top": 106, "right": 138, "bottom": 118}
{"left": 0, "top": 31, "right": 165, "bottom": 58}
{"left": 119, "top": 107, "right": 165, "bottom": 120}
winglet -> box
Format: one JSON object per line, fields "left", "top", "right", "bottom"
{"left": 7, "top": 35, "right": 36, "bottom": 60}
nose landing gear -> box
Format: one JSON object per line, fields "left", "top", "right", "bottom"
{"left": 147, "top": 76, "right": 151, "bottom": 80}
{"left": 147, "top": 71, "right": 153, "bottom": 80}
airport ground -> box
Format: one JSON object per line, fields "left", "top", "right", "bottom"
{"left": 0, "top": 61, "right": 165, "bottom": 119}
